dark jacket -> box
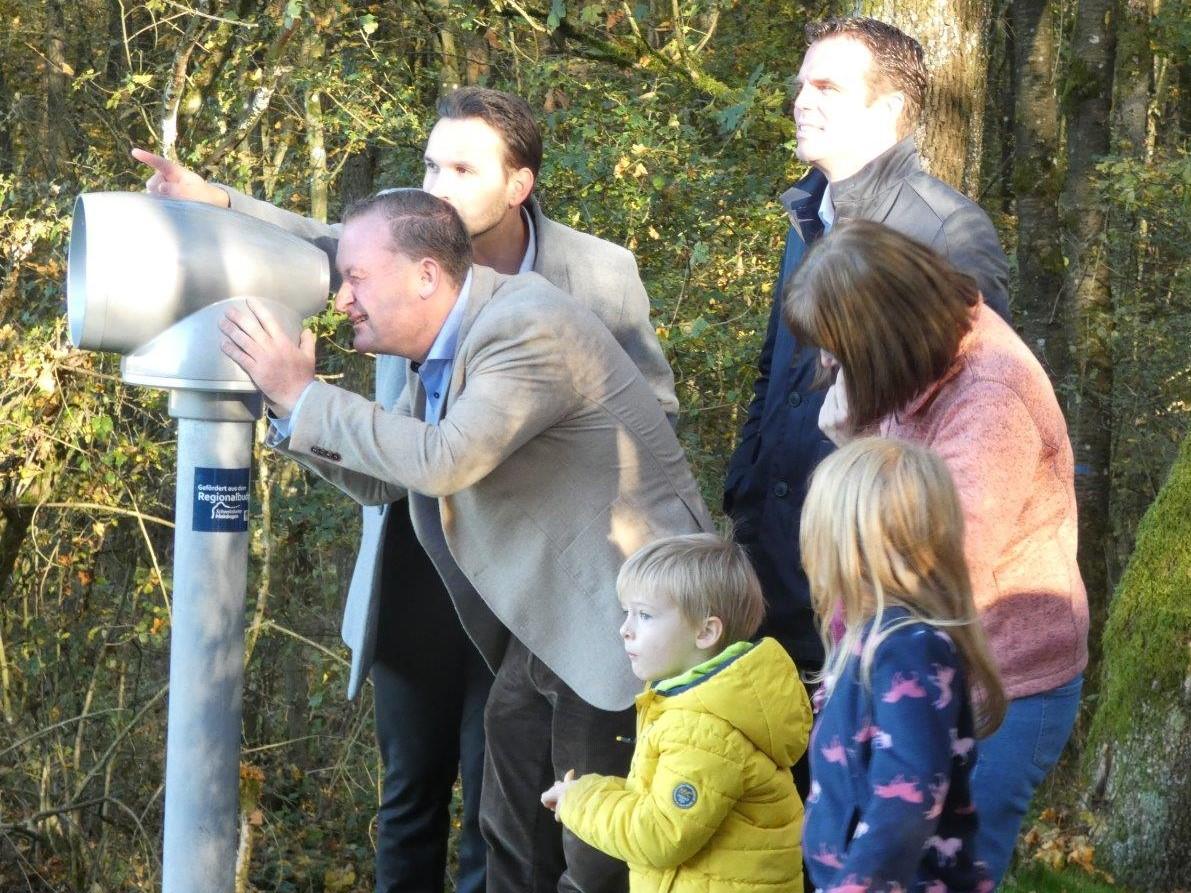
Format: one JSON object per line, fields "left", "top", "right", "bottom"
{"left": 723, "top": 138, "right": 1011, "bottom": 666}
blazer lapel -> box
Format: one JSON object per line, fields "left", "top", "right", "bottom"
{"left": 528, "top": 199, "right": 571, "bottom": 296}
{"left": 445, "top": 264, "right": 501, "bottom": 405}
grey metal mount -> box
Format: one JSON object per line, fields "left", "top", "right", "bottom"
{"left": 66, "top": 192, "right": 330, "bottom": 893}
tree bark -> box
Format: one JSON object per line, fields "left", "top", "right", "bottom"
{"left": 1085, "top": 433, "right": 1191, "bottom": 890}
{"left": 44, "top": 0, "right": 70, "bottom": 179}
{"left": 160, "top": 17, "right": 208, "bottom": 159}
{"left": 1057, "top": 0, "right": 1115, "bottom": 645}
{"left": 1009, "top": 0, "right": 1065, "bottom": 378}
{"left": 1104, "top": 0, "right": 1155, "bottom": 583}
{"left": 304, "top": 34, "right": 328, "bottom": 222}
{"left": 851, "top": 0, "right": 996, "bottom": 194}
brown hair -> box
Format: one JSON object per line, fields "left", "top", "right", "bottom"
{"left": 782, "top": 220, "right": 979, "bottom": 433}
{"left": 806, "top": 16, "right": 928, "bottom": 138}
{"left": 436, "top": 86, "right": 543, "bottom": 178}
{"left": 617, "top": 533, "right": 765, "bottom": 649}
{"left": 800, "top": 436, "right": 1006, "bottom": 737}
{"left": 344, "top": 189, "right": 473, "bottom": 284}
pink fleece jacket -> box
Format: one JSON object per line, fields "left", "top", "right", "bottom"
{"left": 879, "top": 303, "right": 1089, "bottom": 700}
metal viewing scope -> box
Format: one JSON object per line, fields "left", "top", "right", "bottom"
{"left": 66, "top": 191, "right": 331, "bottom": 893}
{"left": 68, "top": 191, "right": 329, "bottom": 391}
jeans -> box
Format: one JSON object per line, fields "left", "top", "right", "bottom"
{"left": 969, "top": 674, "right": 1083, "bottom": 884}
{"left": 372, "top": 508, "right": 493, "bottom": 893}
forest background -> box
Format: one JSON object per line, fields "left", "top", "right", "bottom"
{"left": 1, "top": 0, "right": 1188, "bottom": 890}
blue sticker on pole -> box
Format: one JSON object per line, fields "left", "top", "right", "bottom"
{"left": 193, "top": 467, "right": 250, "bottom": 533}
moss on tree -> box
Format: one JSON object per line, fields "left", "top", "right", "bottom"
{"left": 1085, "top": 432, "right": 1191, "bottom": 890}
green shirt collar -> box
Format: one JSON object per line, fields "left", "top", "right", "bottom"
{"left": 653, "top": 640, "right": 754, "bottom": 693}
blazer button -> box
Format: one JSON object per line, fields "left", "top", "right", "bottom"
{"left": 788, "top": 391, "right": 802, "bottom": 407}
{"left": 773, "top": 481, "right": 789, "bottom": 498}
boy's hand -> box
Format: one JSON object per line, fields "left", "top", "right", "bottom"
{"left": 540, "top": 769, "right": 577, "bottom": 819}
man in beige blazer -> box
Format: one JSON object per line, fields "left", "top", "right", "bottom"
{"left": 137, "top": 88, "right": 677, "bottom": 893}
{"left": 220, "top": 189, "right": 713, "bottom": 893}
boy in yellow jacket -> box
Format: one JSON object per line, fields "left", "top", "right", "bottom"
{"left": 541, "top": 533, "right": 812, "bottom": 892}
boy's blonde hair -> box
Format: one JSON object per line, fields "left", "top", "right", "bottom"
{"left": 617, "top": 533, "right": 765, "bottom": 648}
{"left": 800, "top": 437, "right": 1006, "bottom": 737}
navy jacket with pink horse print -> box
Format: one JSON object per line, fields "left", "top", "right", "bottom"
{"left": 803, "top": 609, "right": 993, "bottom": 893}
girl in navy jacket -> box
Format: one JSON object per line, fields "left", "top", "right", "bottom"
{"left": 799, "top": 438, "right": 1007, "bottom": 893}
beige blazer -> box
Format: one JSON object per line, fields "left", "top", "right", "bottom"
{"left": 223, "top": 188, "right": 680, "bottom": 699}
{"left": 273, "top": 266, "right": 712, "bottom": 710}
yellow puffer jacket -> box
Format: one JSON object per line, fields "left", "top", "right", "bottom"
{"left": 558, "top": 638, "right": 811, "bottom": 892}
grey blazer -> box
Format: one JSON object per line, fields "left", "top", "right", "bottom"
{"left": 222, "top": 187, "right": 679, "bottom": 699}
{"left": 272, "top": 266, "right": 712, "bottom": 710}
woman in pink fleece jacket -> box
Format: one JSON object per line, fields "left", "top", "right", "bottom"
{"left": 783, "top": 219, "right": 1088, "bottom": 885}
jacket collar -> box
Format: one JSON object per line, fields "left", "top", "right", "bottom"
{"left": 453, "top": 264, "right": 500, "bottom": 353}
{"left": 526, "top": 198, "right": 571, "bottom": 295}
{"left": 780, "top": 168, "right": 829, "bottom": 238}
{"left": 780, "top": 136, "right": 921, "bottom": 229}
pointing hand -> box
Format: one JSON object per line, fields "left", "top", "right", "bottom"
{"left": 131, "top": 147, "right": 231, "bottom": 208}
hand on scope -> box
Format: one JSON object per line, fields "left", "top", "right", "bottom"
{"left": 131, "top": 147, "right": 231, "bottom": 208}
{"left": 220, "top": 300, "right": 316, "bottom": 416}
{"left": 818, "top": 368, "right": 854, "bottom": 447}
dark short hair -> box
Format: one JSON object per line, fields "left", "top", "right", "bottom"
{"left": 436, "top": 86, "right": 543, "bottom": 178}
{"left": 343, "top": 189, "right": 473, "bottom": 284}
{"left": 806, "top": 17, "right": 928, "bottom": 137}
{"left": 782, "top": 220, "right": 979, "bottom": 432}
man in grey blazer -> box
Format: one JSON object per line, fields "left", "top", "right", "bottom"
{"left": 220, "top": 189, "right": 713, "bottom": 892}
{"left": 137, "top": 89, "right": 676, "bottom": 893}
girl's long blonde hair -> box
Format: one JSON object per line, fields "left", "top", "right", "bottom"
{"left": 800, "top": 437, "right": 1006, "bottom": 737}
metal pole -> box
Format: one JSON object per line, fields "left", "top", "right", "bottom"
{"left": 161, "top": 391, "right": 260, "bottom": 893}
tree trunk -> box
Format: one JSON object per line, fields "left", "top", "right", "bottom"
{"left": 44, "top": 0, "right": 69, "bottom": 179}
{"left": 1084, "top": 433, "right": 1191, "bottom": 890}
{"left": 304, "top": 34, "right": 328, "bottom": 222}
{"left": 1057, "top": 0, "right": 1115, "bottom": 659}
{"left": 1009, "top": 0, "right": 1065, "bottom": 378}
{"left": 1104, "top": 0, "right": 1155, "bottom": 583}
{"left": 851, "top": 0, "right": 995, "bottom": 194}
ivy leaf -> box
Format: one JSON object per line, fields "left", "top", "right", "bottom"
{"left": 547, "top": 0, "right": 566, "bottom": 31}
{"left": 283, "top": 0, "right": 303, "bottom": 27}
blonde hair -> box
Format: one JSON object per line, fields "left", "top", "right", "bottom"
{"left": 617, "top": 533, "right": 765, "bottom": 648}
{"left": 800, "top": 437, "right": 1006, "bottom": 736}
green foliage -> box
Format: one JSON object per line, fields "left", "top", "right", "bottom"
{"left": 1003, "top": 862, "right": 1125, "bottom": 893}
{"left": 1095, "top": 148, "right": 1191, "bottom": 574}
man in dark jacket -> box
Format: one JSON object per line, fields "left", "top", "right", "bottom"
{"left": 724, "top": 17, "right": 1011, "bottom": 673}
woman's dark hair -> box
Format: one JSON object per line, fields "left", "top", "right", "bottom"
{"left": 782, "top": 220, "right": 980, "bottom": 432}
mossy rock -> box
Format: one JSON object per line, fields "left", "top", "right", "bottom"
{"left": 1085, "top": 433, "right": 1191, "bottom": 889}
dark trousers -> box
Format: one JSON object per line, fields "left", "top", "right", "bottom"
{"left": 789, "top": 653, "right": 821, "bottom": 893}
{"left": 372, "top": 508, "right": 494, "bottom": 893}
{"left": 480, "top": 637, "right": 635, "bottom": 893}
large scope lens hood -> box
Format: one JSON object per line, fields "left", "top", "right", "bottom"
{"left": 68, "top": 192, "right": 330, "bottom": 392}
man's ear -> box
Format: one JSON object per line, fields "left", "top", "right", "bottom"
{"left": 417, "top": 257, "right": 441, "bottom": 298}
{"left": 881, "top": 91, "right": 906, "bottom": 132}
{"left": 696, "top": 616, "right": 724, "bottom": 651}
{"left": 507, "top": 166, "right": 535, "bottom": 208}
